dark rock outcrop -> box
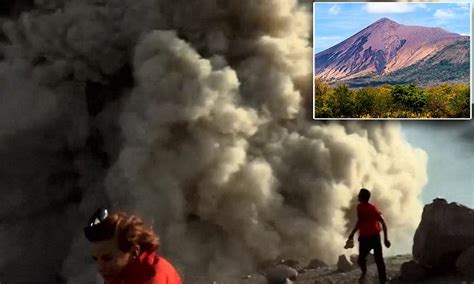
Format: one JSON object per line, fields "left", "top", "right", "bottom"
{"left": 400, "top": 260, "right": 427, "bottom": 281}
{"left": 337, "top": 255, "right": 353, "bottom": 272}
{"left": 413, "top": 198, "right": 474, "bottom": 271}
{"left": 456, "top": 246, "right": 474, "bottom": 279}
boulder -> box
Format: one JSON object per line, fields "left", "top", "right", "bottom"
{"left": 413, "top": 198, "right": 474, "bottom": 270}
{"left": 265, "top": 264, "right": 298, "bottom": 284}
{"left": 350, "top": 254, "right": 358, "bottom": 265}
{"left": 306, "top": 258, "right": 328, "bottom": 270}
{"left": 279, "top": 259, "right": 305, "bottom": 272}
{"left": 336, "top": 254, "right": 353, "bottom": 272}
{"left": 456, "top": 246, "right": 474, "bottom": 279}
{"left": 400, "top": 260, "right": 427, "bottom": 281}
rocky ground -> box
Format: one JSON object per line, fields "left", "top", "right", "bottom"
{"left": 293, "top": 255, "right": 472, "bottom": 284}
{"left": 189, "top": 254, "right": 473, "bottom": 284}
{"left": 190, "top": 199, "right": 474, "bottom": 284}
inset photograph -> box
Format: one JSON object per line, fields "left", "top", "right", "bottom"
{"left": 313, "top": 2, "right": 471, "bottom": 119}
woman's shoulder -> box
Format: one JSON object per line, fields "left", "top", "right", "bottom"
{"left": 153, "top": 255, "right": 182, "bottom": 284}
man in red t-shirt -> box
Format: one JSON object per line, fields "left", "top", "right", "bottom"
{"left": 347, "top": 188, "right": 391, "bottom": 284}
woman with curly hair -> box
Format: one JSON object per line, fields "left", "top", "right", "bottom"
{"left": 84, "top": 208, "right": 182, "bottom": 284}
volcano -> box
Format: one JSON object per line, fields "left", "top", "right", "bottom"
{"left": 315, "top": 18, "right": 468, "bottom": 81}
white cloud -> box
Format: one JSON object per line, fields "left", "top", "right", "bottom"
{"left": 416, "top": 4, "right": 427, "bottom": 9}
{"left": 434, "top": 9, "right": 456, "bottom": 20}
{"left": 328, "top": 5, "right": 341, "bottom": 16}
{"left": 362, "top": 3, "right": 426, "bottom": 14}
{"left": 456, "top": 3, "right": 469, "bottom": 10}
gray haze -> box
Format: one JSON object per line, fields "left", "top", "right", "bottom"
{"left": 0, "top": 0, "right": 429, "bottom": 282}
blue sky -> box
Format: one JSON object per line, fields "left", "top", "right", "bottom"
{"left": 402, "top": 121, "right": 473, "bottom": 208}
{"left": 313, "top": 2, "right": 471, "bottom": 53}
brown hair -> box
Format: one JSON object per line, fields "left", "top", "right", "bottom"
{"left": 92, "top": 212, "right": 160, "bottom": 253}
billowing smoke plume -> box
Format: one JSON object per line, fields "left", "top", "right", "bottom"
{"left": 0, "top": 0, "right": 428, "bottom": 282}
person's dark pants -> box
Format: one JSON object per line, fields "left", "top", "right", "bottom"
{"left": 358, "top": 234, "right": 387, "bottom": 284}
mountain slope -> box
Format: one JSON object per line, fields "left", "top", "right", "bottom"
{"left": 345, "top": 39, "right": 470, "bottom": 87}
{"left": 315, "top": 18, "right": 468, "bottom": 81}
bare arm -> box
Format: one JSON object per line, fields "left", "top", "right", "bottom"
{"left": 379, "top": 215, "right": 391, "bottom": 248}
{"left": 348, "top": 221, "right": 359, "bottom": 239}
{"left": 378, "top": 215, "right": 388, "bottom": 240}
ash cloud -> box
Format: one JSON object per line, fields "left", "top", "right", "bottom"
{"left": 0, "top": 0, "right": 428, "bottom": 283}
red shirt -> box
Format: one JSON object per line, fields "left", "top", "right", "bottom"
{"left": 108, "top": 251, "right": 182, "bottom": 284}
{"left": 357, "top": 202, "right": 382, "bottom": 238}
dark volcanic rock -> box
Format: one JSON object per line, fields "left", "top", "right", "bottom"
{"left": 400, "top": 260, "right": 427, "bottom": 281}
{"left": 306, "top": 258, "right": 328, "bottom": 270}
{"left": 279, "top": 259, "right": 305, "bottom": 273}
{"left": 265, "top": 265, "right": 298, "bottom": 284}
{"left": 413, "top": 198, "right": 474, "bottom": 271}
{"left": 456, "top": 246, "right": 474, "bottom": 279}
{"left": 337, "top": 255, "right": 353, "bottom": 272}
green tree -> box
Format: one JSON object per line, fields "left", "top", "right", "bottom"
{"left": 448, "top": 85, "right": 470, "bottom": 118}
{"left": 328, "top": 84, "right": 355, "bottom": 117}
{"left": 424, "top": 90, "right": 449, "bottom": 118}
{"left": 314, "top": 78, "right": 332, "bottom": 117}
{"left": 314, "top": 78, "right": 329, "bottom": 97}
{"left": 391, "top": 83, "right": 427, "bottom": 113}
{"left": 424, "top": 84, "right": 470, "bottom": 118}
{"left": 371, "top": 86, "right": 394, "bottom": 117}
{"left": 354, "top": 88, "right": 375, "bottom": 117}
